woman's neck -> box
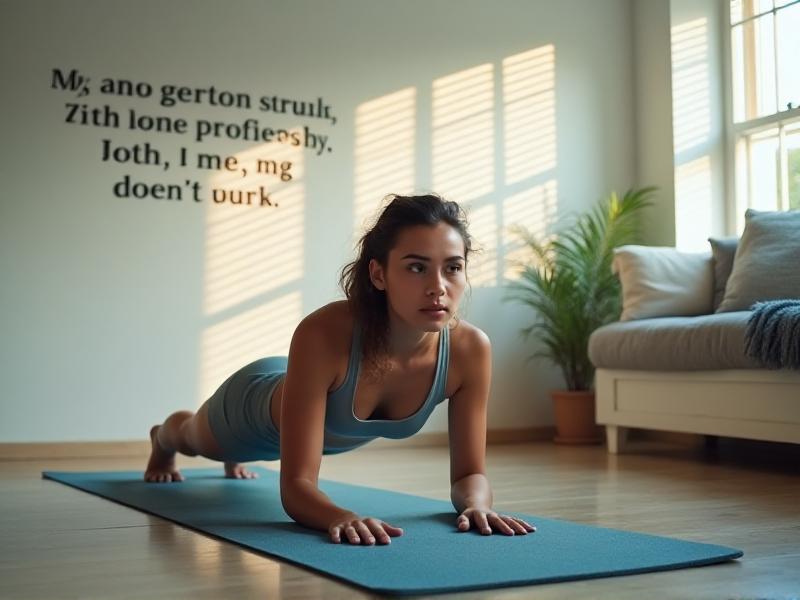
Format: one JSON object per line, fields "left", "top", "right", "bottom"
{"left": 384, "top": 309, "right": 439, "bottom": 363}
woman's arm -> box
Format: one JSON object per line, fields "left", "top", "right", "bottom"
{"left": 279, "top": 315, "right": 347, "bottom": 528}
{"left": 279, "top": 312, "right": 404, "bottom": 544}
{"left": 447, "top": 327, "right": 535, "bottom": 536}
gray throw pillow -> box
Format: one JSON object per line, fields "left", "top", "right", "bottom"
{"left": 716, "top": 209, "right": 800, "bottom": 313}
{"left": 708, "top": 236, "right": 738, "bottom": 310}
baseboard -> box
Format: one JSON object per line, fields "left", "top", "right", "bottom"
{"left": 0, "top": 440, "right": 155, "bottom": 461}
{"left": 0, "top": 427, "right": 554, "bottom": 461}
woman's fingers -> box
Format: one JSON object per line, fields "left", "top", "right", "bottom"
{"left": 504, "top": 517, "right": 527, "bottom": 534}
{"left": 330, "top": 526, "right": 340, "bottom": 543}
{"left": 330, "top": 518, "right": 403, "bottom": 544}
{"left": 511, "top": 517, "right": 537, "bottom": 533}
{"left": 476, "top": 511, "right": 492, "bottom": 534}
{"left": 457, "top": 514, "right": 470, "bottom": 531}
{"left": 457, "top": 510, "right": 538, "bottom": 536}
{"left": 489, "top": 514, "right": 517, "bottom": 535}
{"left": 352, "top": 521, "right": 372, "bottom": 544}
{"left": 339, "top": 524, "right": 361, "bottom": 544}
{"left": 364, "top": 519, "right": 402, "bottom": 544}
{"left": 379, "top": 521, "right": 404, "bottom": 536}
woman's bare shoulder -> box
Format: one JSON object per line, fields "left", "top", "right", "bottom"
{"left": 446, "top": 319, "right": 490, "bottom": 396}
{"left": 286, "top": 300, "right": 353, "bottom": 390}
{"left": 449, "top": 318, "right": 490, "bottom": 351}
{"left": 305, "top": 299, "right": 352, "bottom": 326}
{"left": 299, "top": 299, "right": 354, "bottom": 351}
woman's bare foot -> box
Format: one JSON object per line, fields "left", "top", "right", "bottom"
{"left": 224, "top": 462, "right": 259, "bottom": 479}
{"left": 144, "top": 425, "right": 185, "bottom": 483}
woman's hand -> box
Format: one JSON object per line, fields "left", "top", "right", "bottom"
{"left": 328, "top": 512, "right": 404, "bottom": 545}
{"left": 456, "top": 507, "right": 536, "bottom": 536}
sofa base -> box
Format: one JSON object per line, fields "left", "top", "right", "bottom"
{"left": 595, "top": 368, "right": 800, "bottom": 453}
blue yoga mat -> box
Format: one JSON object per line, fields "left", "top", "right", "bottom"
{"left": 42, "top": 466, "right": 742, "bottom": 596}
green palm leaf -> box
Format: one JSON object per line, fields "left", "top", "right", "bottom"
{"left": 504, "top": 187, "right": 655, "bottom": 390}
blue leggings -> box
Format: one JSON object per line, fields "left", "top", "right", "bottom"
{"left": 205, "top": 356, "right": 287, "bottom": 462}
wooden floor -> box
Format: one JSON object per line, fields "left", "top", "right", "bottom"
{"left": 2, "top": 437, "right": 799, "bottom": 599}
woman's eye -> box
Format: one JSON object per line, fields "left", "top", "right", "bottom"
{"left": 407, "top": 263, "right": 463, "bottom": 274}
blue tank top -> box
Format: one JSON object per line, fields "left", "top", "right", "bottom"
{"left": 320, "top": 320, "right": 450, "bottom": 454}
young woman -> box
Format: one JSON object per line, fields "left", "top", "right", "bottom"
{"left": 145, "top": 194, "right": 536, "bottom": 545}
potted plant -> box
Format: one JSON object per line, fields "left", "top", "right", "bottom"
{"left": 504, "top": 187, "right": 655, "bottom": 444}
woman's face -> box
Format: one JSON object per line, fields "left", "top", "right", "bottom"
{"left": 369, "top": 222, "right": 467, "bottom": 331}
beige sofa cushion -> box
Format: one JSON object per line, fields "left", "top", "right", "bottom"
{"left": 588, "top": 312, "right": 761, "bottom": 370}
{"left": 613, "top": 245, "right": 714, "bottom": 321}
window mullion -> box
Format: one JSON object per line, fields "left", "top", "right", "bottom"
{"left": 732, "top": 0, "right": 800, "bottom": 26}
{"left": 733, "top": 106, "right": 800, "bottom": 136}
{"left": 772, "top": 1, "right": 781, "bottom": 114}
{"left": 746, "top": 133, "right": 753, "bottom": 211}
{"left": 778, "top": 124, "right": 788, "bottom": 210}
{"left": 743, "top": 0, "right": 757, "bottom": 119}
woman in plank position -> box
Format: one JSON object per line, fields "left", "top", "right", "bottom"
{"left": 145, "top": 193, "right": 536, "bottom": 545}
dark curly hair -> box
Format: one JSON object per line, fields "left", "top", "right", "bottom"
{"left": 338, "top": 193, "right": 473, "bottom": 377}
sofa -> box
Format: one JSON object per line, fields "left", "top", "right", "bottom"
{"left": 588, "top": 209, "right": 800, "bottom": 454}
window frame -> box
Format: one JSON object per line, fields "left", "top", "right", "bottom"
{"left": 722, "top": 0, "right": 800, "bottom": 232}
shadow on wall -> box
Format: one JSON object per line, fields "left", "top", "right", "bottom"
{"left": 196, "top": 44, "right": 560, "bottom": 403}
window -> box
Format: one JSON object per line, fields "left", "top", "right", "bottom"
{"left": 729, "top": 0, "right": 800, "bottom": 223}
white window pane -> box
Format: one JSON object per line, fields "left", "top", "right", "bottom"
{"left": 731, "top": 0, "right": 743, "bottom": 24}
{"left": 749, "top": 129, "right": 780, "bottom": 210}
{"left": 758, "top": 0, "right": 774, "bottom": 14}
{"left": 735, "top": 15, "right": 778, "bottom": 120}
{"left": 786, "top": 123, "right": 800, "bottom": 210}
{"left": 755, "top": 14, "right": 778, "bottom": 117}
{"left": 735, "top": 138, "right": 750, "bottom": 231}
{"left": 775, "top": 0, "right": 795, "bottom": 7}
{"left": 776, "top": 3, "right": 800, "bottom": 111}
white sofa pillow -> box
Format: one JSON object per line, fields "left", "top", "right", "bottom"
{"left": 613, "top": 245, "right": 714, "bottom": 321}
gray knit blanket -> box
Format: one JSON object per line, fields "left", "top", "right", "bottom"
{"left": 744, "top": 300, "right": 800, "bottom": 369}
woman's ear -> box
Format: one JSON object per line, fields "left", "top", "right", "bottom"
{"left": 368, "top": 258, "right": 386, "bottom": 291}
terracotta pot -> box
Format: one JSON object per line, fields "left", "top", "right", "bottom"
{"left": 551, "top": 390, "right": 603, "bottom": 445}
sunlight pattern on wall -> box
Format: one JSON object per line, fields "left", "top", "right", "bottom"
{"left": 432, "top": 47, "right": 560, "bottom": 288}
{"left": 464, "top": 203, "right": 497, "bottom": 287}
{"left": 502, "top": 180, "right": 558, "bottom": 281}
{"left": 204, "top": 140, "right": 305, "bottom": 315}
{"left": 200, "top": 139, "right": 305, "bottom": 404}
{"left": 503, "top": 45, "right": 556, "bottom": 184}
{"left": 199, "top": 291, "right": 302, "bottom": 401}
{"left": 671, "top": 17, "right": 714, "bottom": 251}
{"left": 674, "top": 156, "right": 713, "bottom": 251}
{"left": 672, "top": 19, "right": 711, "bottom": 155}
{"left": 432, "top": 64, "right": 495, "bottom": 202}
{"left": 353, "top": 88, "right": 416, "bottom": 237}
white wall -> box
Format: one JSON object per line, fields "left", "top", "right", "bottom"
{"left": 632, "top": 0, "right": 729, "bottom": 249}
{"left": 670, "top": 0, "right": 728, "bottom": 250}
{"left": 633, "top": 0, "right": 677, "bottom": 247}
{"left": 0, "top": 0, "right": 636, "bottom": 443}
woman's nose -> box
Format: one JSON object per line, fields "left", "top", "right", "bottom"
{"left": 427, "top": 272, "right": 446, "bottom": 295}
